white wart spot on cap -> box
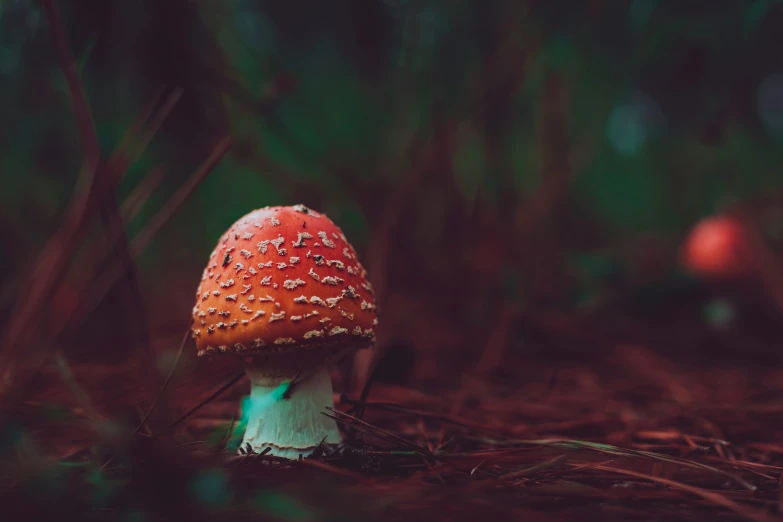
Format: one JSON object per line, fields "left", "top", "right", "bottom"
{"left": 270, "top": 236, "right": 285, "bottom": 254}
{"left": 283, "top": 278, "right": 306, "bottom": 290}
{"left": 293, "top": 204, "right": 318, "bottom": 216}
{"left": 318, "top": 231, "right": 336, "bottom": 248}
{"left": 325, "top": 296, "right": 342, "bottom": 308}
{"left": 328, "top": 326, "right": 348, "bottom": 336}
{"left": 274, "top": 337, "right": 295, "bottom": 345}
{"left": 342, "top": 286, "right": 358, "bottom": 299}
{"left": 292, "top": 232, "right": 313, "bottom": 248}
{"left": 269, "top": 311, "right": 286, "bottom": 322}
{"left": 326, "top": 260, "right": 345, "bottom": 271}
{"left": 303, "top": 330, "right": 324, "bottom": 339}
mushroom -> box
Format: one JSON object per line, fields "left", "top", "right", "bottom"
{"left": 682, "top": 215, "right": 754, "bottom": 279}
{"left": 191, "top": 205, "right": 378, "bottom": 458}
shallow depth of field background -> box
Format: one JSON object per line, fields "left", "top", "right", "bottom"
{"left": 3, "top": 1, "right": 783, "bottom": 521}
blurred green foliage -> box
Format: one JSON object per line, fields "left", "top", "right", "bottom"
{"left": 1, "top": 0, "right": 781, "bottom": 246}
{"left": 1, "top": 0, "right": 783, "bottom": 334}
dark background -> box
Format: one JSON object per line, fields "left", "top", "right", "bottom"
{"left": 2, "top": 1, "right": 783, "bottom": 521}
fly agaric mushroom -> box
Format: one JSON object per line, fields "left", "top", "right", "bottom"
{"left": 682, "top": 215, "right": 754, "bottom": 279}
{"left": 191, "top": 205, "right": 377, "bottom": 458}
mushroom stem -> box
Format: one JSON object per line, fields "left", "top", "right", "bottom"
{"left": 240, "top": 365, "right": 341, "bottom": 458}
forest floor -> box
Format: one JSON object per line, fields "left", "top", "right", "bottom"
{"left": 5, "top": 332, "right": 783, "bottom": 522}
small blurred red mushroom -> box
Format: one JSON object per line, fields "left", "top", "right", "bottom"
{"left": 681, "top": 215, "right": 754, "bottom": 278}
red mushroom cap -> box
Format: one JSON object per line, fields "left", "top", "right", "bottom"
{"left": 682, "top": 215, "right": 754, "bottom": 278}
{"left": 191, "top": 205, "right": 377, "bottom": 356}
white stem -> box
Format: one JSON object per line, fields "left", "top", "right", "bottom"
{"left": 240, "top": 365, "right": 341, "bottom": 459}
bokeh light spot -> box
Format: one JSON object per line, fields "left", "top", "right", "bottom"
{"left": 757, "top": 73, "right": 783, "bottom": 136}
{"left": 240, "top": 381, "right": 290, "bottom": 426}
{"left": 606, "top": 91, "right": 666, "bottom": 155}
{"left": 703, "top": 298, "right": 736, "bottom": 330}
{"left": 189, "top": 469, "right": 232, "bottom": 507}
{"left": 629, "top": 0, "right": 658, "bottom": 30}
{"left": 232, "top": 0, "right": 277, "bottom": 55}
